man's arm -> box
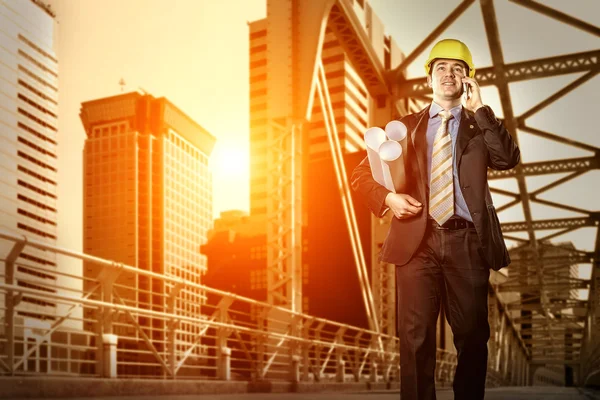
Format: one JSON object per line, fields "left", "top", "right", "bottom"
{"left": 350, "top": 155, "right": 391, "bottom": 218}
{"left": 462, "top": 76, "right": 520, "bottom": 171}
{"left": 351, "top": 155, "right": 423, "bottom": 219}
{"left": 474, "top": 105, "right": 521, "bottom": 170}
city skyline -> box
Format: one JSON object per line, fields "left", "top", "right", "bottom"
{"left": 0, "top": 0, "right": 597, "bottom": 388}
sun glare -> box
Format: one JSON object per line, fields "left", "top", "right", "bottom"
{"left": 209, "top": 143, "right": 250, "bottom": 216}
{"left": 209, "top": 144, "right": 249, "bottom": 178}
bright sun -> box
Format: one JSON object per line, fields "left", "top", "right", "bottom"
{"left": 209, "top": 144, "right": 249, "bottom": 178}
{"left": 209, "top": 143, "right": 250, "bottom": 216}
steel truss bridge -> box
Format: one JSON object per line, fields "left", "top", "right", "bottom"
{"left": 263, "top": 0, "right": 599, "bottom": 389}
{"left": 0, "top": 0, "right": 598, "bottom": 397}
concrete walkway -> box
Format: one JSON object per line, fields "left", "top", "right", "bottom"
{"left": 31, "top": 387, "right": 600, "bottom": 400}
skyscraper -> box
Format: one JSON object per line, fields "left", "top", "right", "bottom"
{"left": 79, "top": 92, "right": 215, "bottom": 375}
{"left": 245, "top": 0, "right": 403, "bottom": 330}
{"left": 248, "top": 0, "right": 401, "bottom": 219}
{"left": 0, "top": 0, "right": 59, "bottom": 320}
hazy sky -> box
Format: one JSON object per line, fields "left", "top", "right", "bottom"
{"left": 47, "top": 0, "right": 598, "bottom": 258}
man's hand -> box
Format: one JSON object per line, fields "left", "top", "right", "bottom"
{"left": 385, "top": 193, "right": 423, "bottom": 219}
{"left": 461, "top": 76, "right": 484, "bottom": 113}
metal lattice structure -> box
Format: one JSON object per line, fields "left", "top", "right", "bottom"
{"left": 266, "top": 118, "right": 303, "bottom": 312}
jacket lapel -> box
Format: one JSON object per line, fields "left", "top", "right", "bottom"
{"left": 409, "top": 106, "right": 430, "bottom": 198}
{"left": 455, "top": 108, "right": 478, "bottom": 170}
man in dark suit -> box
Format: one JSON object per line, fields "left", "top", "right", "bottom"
{"left": 351, "top": 39, "right": 520, "bottom": 400}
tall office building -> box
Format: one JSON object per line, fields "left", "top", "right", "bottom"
{"left": 245, "top": 0, "right": 403, "bottom": 333}
{"left": 80, "top": 92, "right": 215, "bottom": 375}
{"left": 0, "top": 0, "right": 59, "bottom": 320}
{"left": 248, "top": 0, "right": 401, "bottom": 218}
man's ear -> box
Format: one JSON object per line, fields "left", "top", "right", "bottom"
{"left": 426, "top": 75, "right": 432, "bottom": 88}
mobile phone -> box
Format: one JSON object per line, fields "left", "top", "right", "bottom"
{"left": 463, "top": 82, "right": 470, "bottom": 100}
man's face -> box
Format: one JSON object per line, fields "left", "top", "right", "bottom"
{"left": 427, "top": 58, "right": 467, "bottom": 101}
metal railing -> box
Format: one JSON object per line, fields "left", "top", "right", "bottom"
{"left": 0, "top": 229, "right": 401, "bottom": 383}
{"left": 2, "top": 228, "right": 567, "bottom": 388}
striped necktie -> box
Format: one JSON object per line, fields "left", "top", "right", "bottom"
{"left": 429, "top": 110, "right": 454, "bottom": 225}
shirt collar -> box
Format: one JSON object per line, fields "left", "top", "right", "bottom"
{"left": 429, "top": 101, "right": 462, "bottom": 122}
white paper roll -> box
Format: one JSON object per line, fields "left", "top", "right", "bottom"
{"left": 379, "top": 140, "right": 406, "bottom": 193}
{"left": 384, "top": 120, "right": 407, "bottom": 141}
{"left": 364, "top": 127, "right": 387, "bottom": 187}
{"left": 385, "top": 120, "right": 408, "bottom": 160}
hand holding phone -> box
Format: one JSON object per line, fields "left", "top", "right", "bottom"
{"left": 461, "top": 77, "right": 484, "bottom": 111}
{"left": 463, "top": 82, "right": 470, "bottom": 100}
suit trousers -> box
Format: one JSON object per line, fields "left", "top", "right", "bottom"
{"left": 396, "top": 219, "right": 491, "bottom": 400}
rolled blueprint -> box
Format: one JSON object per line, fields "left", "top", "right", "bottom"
{"left": 385, "top": 120, "right": 408, "bottom": 158}
{"left": 379, "top": 140, "right": 406, "bottom": 193}
{"left": 364, "top": 127, "right": 387, "bottom": 187}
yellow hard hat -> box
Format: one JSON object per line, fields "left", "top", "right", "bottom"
{"left": 424, "top": 39, "right": 475, "bottom": 78}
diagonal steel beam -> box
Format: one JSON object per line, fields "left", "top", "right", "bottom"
{"left": 530, "top": 171, "right": 588, "bottom": 197}
{"left": 518, "top": 125, "right": 598, "bottom": 153}
{"left": 113, "top": 290, "right": 173, "bottom": 377}
{"left": 12, "top": 282, "right": 101, "bottom": 372}
{"left": 0, "top": 358, "right": 9, "bottom": 373}
{"left": 530, "top": 196, "right": 591, "bottom": 216}
{"left": 508, "top": 0, "right": 600, "bottom": 37}
{"left": 174, "top": 299, "right": 228, "bottom": 375}
{"left": 496, "top": 199, "right": 521, "bottom": 213}
{"left": 490, "top": 187, "right": 519, "bottom": 198}
{"left": 392, "top": 0, "right": 475, "bottom": 78}
{"left": 502, "top": 234, "right": 529, "bottom": 243}
{"left": 519, "top": 69, "right": 599, "bottom": 121}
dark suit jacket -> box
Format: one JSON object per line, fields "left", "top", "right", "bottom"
{"left": 351, "top": 105, "right": 520, "bottom": 271}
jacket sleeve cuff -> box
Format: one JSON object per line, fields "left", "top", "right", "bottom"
{"left": 372, "top": 187, "right": 392, "bottom": 218}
